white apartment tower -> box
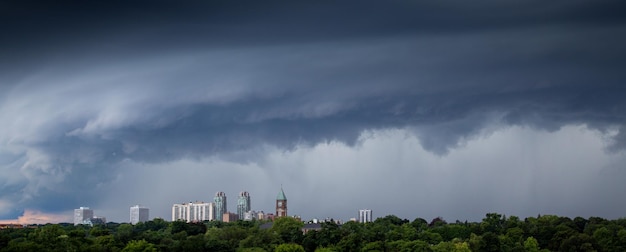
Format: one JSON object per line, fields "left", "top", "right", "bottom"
{"left": 74, "top": 207, "right": 94, "bottom": 225}
{"left": 172, "top": 202, "right": 215, "bottom": 222}
{"left": 359, "top": 209, "right": 373, "bottom": 223}
{"left": 130, "top": 205, "right": 150, "bottom": 224}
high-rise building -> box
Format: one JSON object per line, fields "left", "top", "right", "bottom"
{"left": 172, "top": 203, "right": 187, "bottom": 221}
{"left": 74, "top": 207, "right": 94, "bottom": 226}
{"left": 214, "top": 192, "right": 227, "bottom": 221}
{"left": 359, "top": 209, "right": 373, "bottom": 223}
{"left": 130, "top": 205, "right": 149, "bottom": 224}
{"left": 276, "top": 187, "right": 287, "bottom": 217}
{"left": 172, "top": 202, "right": 215, "bottom": 222}
{"left": 237, "top": 191, "right": 251, "bottom": 220}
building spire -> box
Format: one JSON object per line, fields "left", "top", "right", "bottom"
{"left": 276, "top": 186, "right": 287, "bottom": 217}
{"left": 277, "top": 186, "right": 287, "bottom": 200}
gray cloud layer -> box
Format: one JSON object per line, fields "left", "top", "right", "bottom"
{"left": 1, "top": 1, "right": 626, "bottom": 220}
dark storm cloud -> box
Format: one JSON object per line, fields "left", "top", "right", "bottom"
{"left": 3, "top": 0, "right": 626, "bottom": 61}
{"left": 1, "top": 0, "right": 626, "bottom": 218}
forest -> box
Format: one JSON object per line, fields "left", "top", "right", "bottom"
{"left": 1, "top": 213, "right": 626, "bottom": 252}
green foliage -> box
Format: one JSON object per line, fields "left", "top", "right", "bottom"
{"left": 136, "top": 218, "right": 169, "bottom": 232}
{"left": 275, "top": 243, "right": 305, "bottom": 252}
{"left": 432, "top": 223, "right": 470, "bottom": 241}
{"left": 93, "top": 234, "right": 122, "bottom": 251}
{"left": 122, "top": 239, "right": 157, "bottom": 252}
{"left": 378, "top": 215, "right": 409, "bottom": 226}
{"left": 361, "top": 241, "right": 383, "bottom": 252}
{"left": 170, "top": 220, "right": 206, "bottom": 236}
{"left": 2, "top": 213, "right": 626, "bottom": 252}
{"left": 593, "top": 226, "right": 615, "bottom": 251}
{"left": 90, "top": 226, "right": 111, "bottom": 237}
{"left": 418, "top": 230, "right": 443, "bottom": 245}
{"left": 431, "top": 241, "right": 455, "bottom": 252}
{"left": 479, "top": 232, "right": 501, "bottom": 252}
{"left": 116, "top": 223, "right": 135, "bottom": 244}
{"left": 314, "top": 247, "right": 335, "bottom": 252}
{"left": 205, "top": 227, "right": 234, "bottom": 251}
{"left": 315, "top": 222, "right": 341, "bottom": 247}
{"left": 524, "top": 236, "right": 540, "bottom": 252}
{"left": 386, "top": 240, "right": 431, "bottom": 252}
{"left": 428, "top": 217, "right": 447, "bottom": 228}
{"left": 271, "top": 217, "right": 304, "bottom": 244}
{"left": 239, "top": 228, "right": 279, "bottom": 251}
{"left": 481, "top": 213, "right": 504, "bottom": 234}
{"left": 239, "top": 248, "right": 267, "bottom": 252}
{"left": 453, "top": 241, "right": 472, "bottom": 252}
{"left": 432, "top": 241, "right": 472, "bottom": 252}
{"left": 411, "top": 218, "right": 428, "bottom": 231}
{"left": 336, "top": 233, "right": 362, "bottom": 251}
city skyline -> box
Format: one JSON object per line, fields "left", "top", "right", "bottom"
{"left": 64, "top": 188, "right": 374, "bottom": 224}
{"left": 1, "top": 1, "right": 626, "bottom": 224}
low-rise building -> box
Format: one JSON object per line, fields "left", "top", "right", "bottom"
{"left": 223, "top": 212, "right": 238, "bottom": 223}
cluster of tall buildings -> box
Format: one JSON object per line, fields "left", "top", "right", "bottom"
{"left": 172, "top": 188, "right": 288, "bottom": 223}
{"left": 73, "top": 188, "right": 299, "bottom": 225}
{"left": 172, "top": 191, "right": 250, "bottom": 222}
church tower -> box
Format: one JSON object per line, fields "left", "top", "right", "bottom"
{"left": 276, "top": 187, "right": 287, "bottom": 217}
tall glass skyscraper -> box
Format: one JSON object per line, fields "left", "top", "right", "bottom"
{"left": 214, "top": 191, "right": 227, "bottom": 221}
{"left": 237, "top": 191, "right": 251, "bottom": 220}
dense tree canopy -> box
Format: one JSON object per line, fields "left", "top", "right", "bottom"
{"left": 1, "top": 214, "right": 626, "bottom": 251}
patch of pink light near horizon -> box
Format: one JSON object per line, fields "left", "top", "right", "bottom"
{"left": 0, "top": 209, "right": 71, "bottom": 225}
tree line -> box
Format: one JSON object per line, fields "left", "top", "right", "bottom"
{"left": 1, "top": 213, "right": 626, "bottom": 251}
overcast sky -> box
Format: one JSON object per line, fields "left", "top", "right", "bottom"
{"left": 1, "top": 0, "right": 626, "bottom": 224}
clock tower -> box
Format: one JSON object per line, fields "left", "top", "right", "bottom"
{"left": 276, "top": 187, "right": 287, "bottom": 217}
